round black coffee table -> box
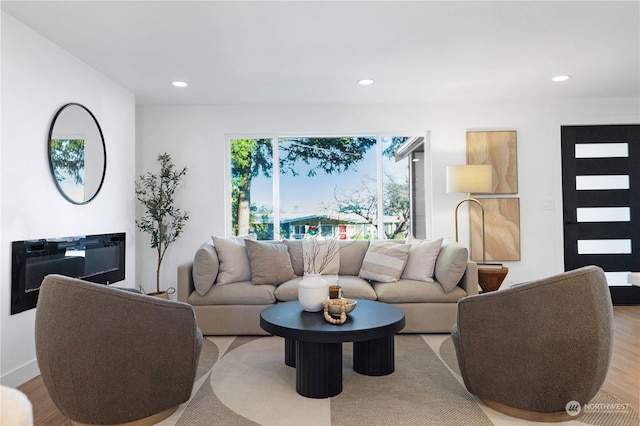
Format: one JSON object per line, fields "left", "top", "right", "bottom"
{"left": 260, "top": 299, "right": 405, "bottom": 398}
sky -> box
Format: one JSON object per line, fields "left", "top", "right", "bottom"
{"left": 249, "top": 138, "right": 409, "bottom": 217}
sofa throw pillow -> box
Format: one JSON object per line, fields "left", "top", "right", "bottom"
{"left": 401, "top": 236, "right": 443, "bottom": 282}
{"left": 301, "top": 238, "right": 340, "bottom": 275}
{"left": 245, "top": 240, "right": 296, "bottom": 285}
{"left": 192, "top": 240, "right": 218, "bottom": 296}
{"left": 358, "top": 240, "right": 411, "bottom": 283}
{"left": 212, "top": 235, "right": 255, "bottom": 284}
{"left": 434, "top": 240, "right": 469, "bottom": 293}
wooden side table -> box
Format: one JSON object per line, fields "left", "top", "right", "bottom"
{"left": 477, "top": 266, "right": 509, "bottom": 293}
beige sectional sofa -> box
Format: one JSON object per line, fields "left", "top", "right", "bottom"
{"left": 177, "top": 237, "right": 478, "bottom": 335}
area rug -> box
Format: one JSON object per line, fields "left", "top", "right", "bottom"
{"left": 157, "top": 335, "right": 638, "bottom": 426}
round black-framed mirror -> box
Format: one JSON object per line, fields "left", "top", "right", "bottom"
{"left": 48, "top": 103, "right": 107, "bottom": 204}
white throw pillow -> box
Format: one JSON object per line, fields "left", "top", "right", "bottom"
{"left": 401, "top": 237, "right": 443, "bottom": 282}
{"left": 212, "top": 235, "right": 255, "bottom": 284}
{"left": 358, "top": 240, "right": 411, "bottom": 283}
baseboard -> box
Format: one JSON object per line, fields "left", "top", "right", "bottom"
{"left": 0, "top": 358, "right": 40, "bottom": 388}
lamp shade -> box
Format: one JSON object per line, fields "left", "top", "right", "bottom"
{"left": 446, "top": 165, "right": 493, "bottom": 194}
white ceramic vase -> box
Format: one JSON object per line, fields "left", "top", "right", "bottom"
{"left": 298, "top": 273, "right": 329, "bottom": 312}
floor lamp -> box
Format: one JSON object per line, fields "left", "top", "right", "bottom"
{"left": 446, "top": 165, "right": 493, "bottom": 264}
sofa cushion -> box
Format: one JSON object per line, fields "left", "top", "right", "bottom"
{"left": 337, "top": 275, "right": 377, "bottom": 300}
{"left": 338, "top": 240, "right": 370, "bottom": 275}
{"left": 212, "top": 235, "right": 255, "bottom": 284}
{"left": 401, "top": 237, "right": 443, "bottom": 282}
{"left": 359, "top": 240, "right": 411, "bottom": 283}
{"left": 274, "top": 276, "right": 303, "bottom": 301}
{"left": 285, "top": 239, "right": 341, "bottom": 275}
{"left": 192, "top": 240, "right": 218, "bottom": 296}
{"left": 188, "top": 281, "right": 276, "bottom": 305}
{"left": 284, "top": 240, "right": 305, "bottom": 276}
{"left": 302, "top": 238, "right": 340, "bottom": 274}
{"left": 374, "top": 278, "right": 467, "bottom": 303}
{"left": 274, "top": 275, "right": 377, "bottom": 302}
{"left": 245, "top": 240, "right": 296, "bottom": 285}
{"left": 434, "top": 240, "right": 469, "bottom": 293}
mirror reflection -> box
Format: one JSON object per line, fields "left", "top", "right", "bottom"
{"left": 48, "top": 103, "right": 106, "bottom": 204}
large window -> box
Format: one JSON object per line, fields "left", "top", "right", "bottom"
{"left": 230, "top": 135, "right": 421, "bottom": 241}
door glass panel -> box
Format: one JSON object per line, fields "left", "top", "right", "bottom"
{"left": 605, "top": 271, "right": 633, "bottom": 286}
{"left": 575, "top": 143, "right": 628, "bottom": 158}
{"left": 576, "top": 207, "right": 630, "bottom": 222}
{"left": 577, "top": 239, "right": 632, "bottom": 254}
{"left": 575, "top": 175, "right": 629, "bottom": 190}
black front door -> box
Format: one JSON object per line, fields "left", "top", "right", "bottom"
{"left": 561, "top": 124, "right": 640, "bottom": 305}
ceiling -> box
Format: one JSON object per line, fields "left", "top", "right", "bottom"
{"left": 2, "top": 1, "right": 639, "bottom": 106}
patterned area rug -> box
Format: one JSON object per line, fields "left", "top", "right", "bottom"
{"left": 157, "top": 335, "right": 638, "bottom": 426}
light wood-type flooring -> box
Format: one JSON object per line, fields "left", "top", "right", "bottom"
{"left": 17, "top": 306, "right": 639, "bottom": 425}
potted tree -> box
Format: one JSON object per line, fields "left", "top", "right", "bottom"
{"left": 135, "top": 153, "right": 189, "bottom": 298}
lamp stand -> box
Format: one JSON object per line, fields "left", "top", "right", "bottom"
{"left": 454, "top": 193, "right": 486, "bottom": 264}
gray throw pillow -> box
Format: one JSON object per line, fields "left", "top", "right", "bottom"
{"left": 434, "top": 240, "right": 469, "bottom": 293}
{"left": 192, "top": 241, "right": 218, "bottom": 296}
{"left": 245, "top": 240, "right": 296, "bottom": 285}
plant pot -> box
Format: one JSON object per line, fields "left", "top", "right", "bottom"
{"left": 298, "top": 274, "right": 329, "bottom": 312}
{"left": 143, "top": 287, "right": 175, "bottom": 300}
{"left": 147, "top": 291, "right": 170, "bottom": 299}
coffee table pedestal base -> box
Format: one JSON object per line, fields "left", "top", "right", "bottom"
{"left": 296, "top": 341, "right": 342, "bottom": 398}
{"left": 353, "top": 335, "right": 395, "bottom": 375}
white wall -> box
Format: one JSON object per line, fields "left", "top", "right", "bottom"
{"left": 1, "top": 13, "right": 136, "bottom": 387}
{"left": 136, "top": 99, "right": 639, "bottom": 294}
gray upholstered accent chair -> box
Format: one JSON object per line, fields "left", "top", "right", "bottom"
{"left": 452, "top": 265, "right": 613, "bottom": 422}
{"left": 35, "top": 274, "right": 203, "bottom": 425}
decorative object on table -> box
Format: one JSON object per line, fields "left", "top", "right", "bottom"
{"left": 329, "top": 285, "right": 342, "bottom": 299}
{"left": 298, "top": 273, "right": 329, "bottom": 312}
{"left": 293, "top": 229, "right": 341, "bottom": 311}
{"left": 466, "top": 130, "right": 518, "bottom": 194}
{"left": 469, "top": 197, "right": 521, "bottom": 261}
{"left": 135, "top": 153, "right": 189, "bottom": 297}
{"left": 446, "top": 164, "right": 493, "bottom": 263}
{"left": 323, "top": 298, "right": 358, "bottom": 317}
{"left": 323, "top": 298, "right": 357, "bottom": 325}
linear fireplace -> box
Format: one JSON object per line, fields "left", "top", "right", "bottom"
{"left": 11, "top": 232, "right": 126, "bottom": 315}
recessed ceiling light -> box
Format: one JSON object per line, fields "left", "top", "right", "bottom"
{"left": 551, "top": 75, "right": 570, "bottom": 82}
{"left": 358, "top": 79, "right": 375, "bottom": 86}
{"left": 172, "top": 81, "right": 188, "bottom": 87}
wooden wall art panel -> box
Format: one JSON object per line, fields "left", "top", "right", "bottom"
{"left": 467, "top": 130, "right": 518, "bottom": 194}
{"left": 469, "top": 197, "right": 521, "bottom": 261}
